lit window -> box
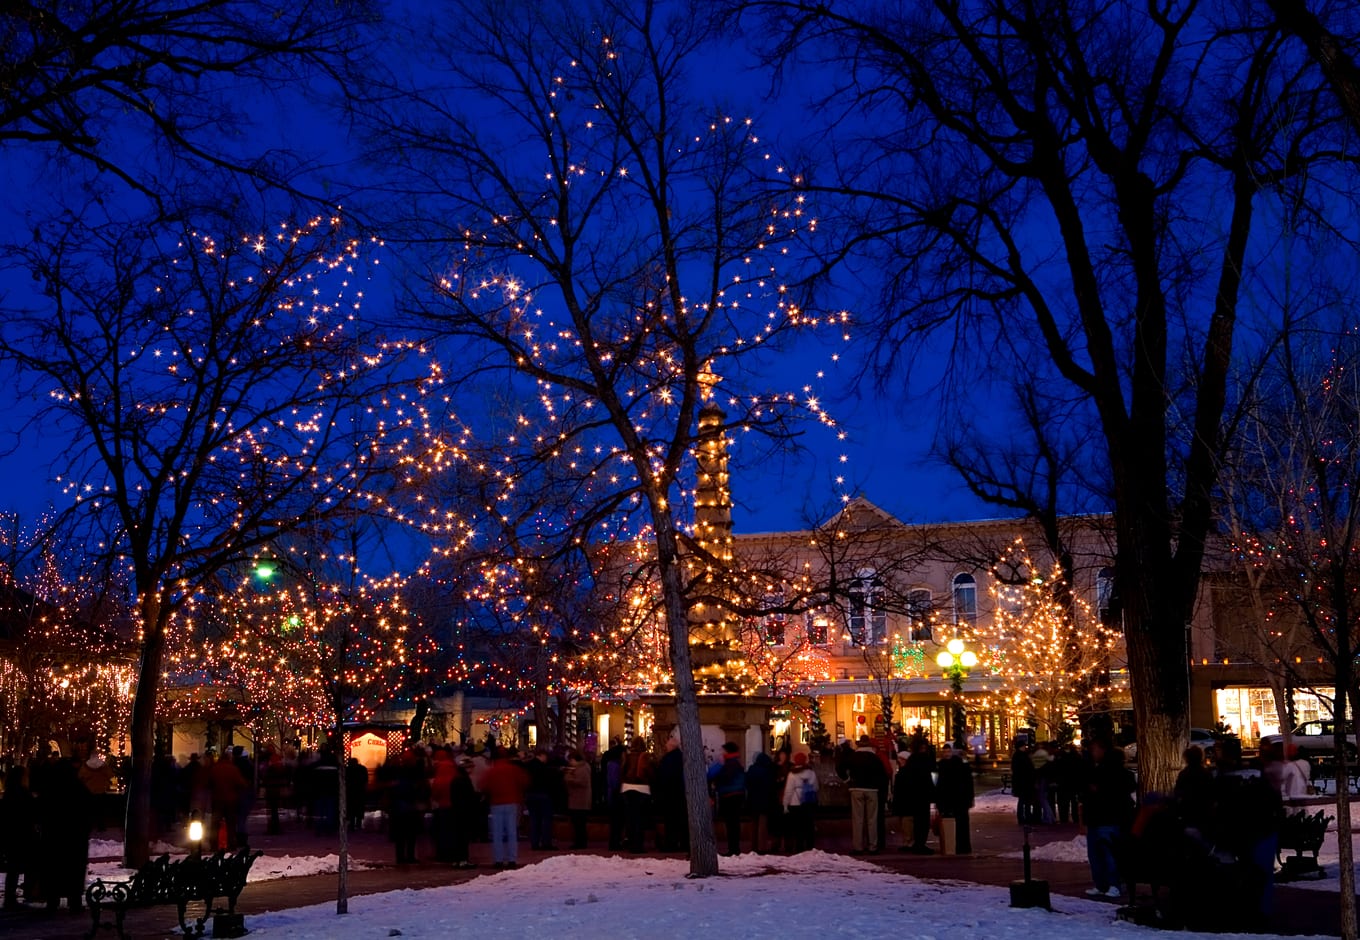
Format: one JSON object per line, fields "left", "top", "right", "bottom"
{"left": 763, "top": 592, "right": 787, "bottom": 646}
{"left": 907, "top": 589, "right": 932, "bottom": 642}
{"left": 1096, "top": 567, "right": 1117, "bottom": 626}
{"left": 952, "top": 573, "right": 977, "bottom": 624}
{"left": 805, "top": 609, "right": 829, "bottom": 646}
{"left": 849, "top": 571, "right": 887, "bottom": 645}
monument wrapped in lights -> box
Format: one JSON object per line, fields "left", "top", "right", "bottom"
{"left": 643, "top": 368, "right": 778, "bottom": 758}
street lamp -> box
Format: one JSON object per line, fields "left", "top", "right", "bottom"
{"left": 936, "top": 639, "right": 978, "bottom": 748}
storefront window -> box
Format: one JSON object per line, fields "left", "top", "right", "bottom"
{"left": 1213, "top": 687, "right": 1336, "bottom": 744}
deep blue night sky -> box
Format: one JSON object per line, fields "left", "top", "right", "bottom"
{"left": 0, "top": 3, "right": 1010, "bottom": 544}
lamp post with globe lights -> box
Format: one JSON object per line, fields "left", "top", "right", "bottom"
{"left": 936, "top": 639, "right": 978, "bottom": 748}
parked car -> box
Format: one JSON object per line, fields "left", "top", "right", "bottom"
{"left": 1124, "top": 728, "right": 1219, "bottom": 762}
{"left": 1260, "top": 721, "right": 1358, "bottom": 760}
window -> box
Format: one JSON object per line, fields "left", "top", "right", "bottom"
{"left": 907, "top": 589, "right": 933, "bottom": 642}
{"left": 952, "top": 573, "right": 978, "bottom": 624}
{"left": 849, "top": 571, "right": 887, "bottom": 645}
{"left": 805, "top": 609, "right": 829, "bottom": 646}
{"left": 1096, "top": 566, "right": 1118, "bottom": 627}
{"left": 762, "top": 592, "right": 787, "bottom": 646}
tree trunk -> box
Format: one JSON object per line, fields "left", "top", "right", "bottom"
{"left": 1119, "top": 559, "right": 1190, "bottom": 794}
{"left": 1335, "top": 707, "right": 1355, "bottom": 940}
{"left": 653, "top": 515, "right": 719, "bottom": 877}
{"left": 556, "top": 689, "right": 575, "bottom": 747}
{"left": 533, "top": 681, "right": 554, "bottom": 751}
{"left": 408, "top": 698, "right": 429, "bottom": 743}
{"left": 336, "top": 715, "right": 349, "bottom": 916}
{"left": 123, "top": 595, "right": 164, "bottom": 868}
{"left": 1269, "top": 679, "right": 1291, "bottom": 744}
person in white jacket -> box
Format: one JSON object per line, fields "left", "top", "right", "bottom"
{"left": 782, "top": 752, "right": 819, "bottom": 853}
{"left": 1263, "top": 742, "right": 1310, "bottom": 802}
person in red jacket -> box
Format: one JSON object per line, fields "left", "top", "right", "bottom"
{"left": 209, "top": 753, "right": 248, "bottom": 850}
{"left": 481, "top": 750, "right": 530, "bottom": 868}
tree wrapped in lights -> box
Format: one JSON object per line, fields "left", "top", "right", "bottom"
{"left": 173, "top": 524, "right": 438, "bottom": 915}
{"left": 0, "top": 513, "right": 136, "bottom": 758}
{"left": 0, "top": 212, "right": 443, "bottom": 867}
{"left": 357, "top": 0, "right": 841, "bottom": 877}
{"left": 974, "top": 538, "right": 1118, "bottom": 739}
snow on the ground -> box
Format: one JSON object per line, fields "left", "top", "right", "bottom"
{"left": 996, "top": 824, "right": 1360, "bottom": 894}
{"left": 243, "top": 852, "right": 1321, "bottom": 940}
{"left": 1000, "top": 834, "right": 1089, "bottom": 864}
{"left": 975, "top": 788, "right": 1020, "bottom": 815}
{"left": 86, "top": 853, "right": 373, "bottom": 886}
{"left": 88, "top": 838, "right": 179, "bottom": 859}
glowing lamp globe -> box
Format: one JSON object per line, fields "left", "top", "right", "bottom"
{"left": 961, "top": 651, "right": 979, "bottom": 668}
{"left": 936, "top": 650, "right": 955, "bottom": 669}
{"left": 946, "top": 638, "right": 965, "bottom": 656}
{"left": 188, "top": 820, "right": 204, "bottom": 843}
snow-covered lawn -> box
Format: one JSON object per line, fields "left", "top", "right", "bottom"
{"left": 86, "top": 851, "right": 373, "bottom": 885}
{"left": 88, "top": 838, "right": 180, "bottom": 859}
{"left": 243, "top": 852, "right": 1323, "bottom": 940}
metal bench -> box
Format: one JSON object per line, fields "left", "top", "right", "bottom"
{"left": 85, "top": 848, "right": 261, "bottom": 939}
{"left": 1277, "top": 808, "right": 1333, "bottom": 881}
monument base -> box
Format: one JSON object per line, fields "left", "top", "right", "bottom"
{"left": 640, "top": 692, "right": 780, "bottom": 761}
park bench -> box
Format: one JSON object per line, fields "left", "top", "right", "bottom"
{"left": 84, "top": 847, "right": 261, "bottom": 940}
{"left": 1277, "top": 808, "right": 1333, "bottom": 881}
{"left": 1308, "top": 757, "right": 1359, "bottom": 795}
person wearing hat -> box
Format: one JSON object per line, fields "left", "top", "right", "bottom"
{"left": 781, "top": 751, "right": 819, "bottom": 852}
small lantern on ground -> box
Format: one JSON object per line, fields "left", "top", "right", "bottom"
{"left": 188, "top": 816, "right": 204, "bottom": 859}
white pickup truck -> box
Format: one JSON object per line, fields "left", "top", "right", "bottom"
{"left": 1259, "top": 720, "right": 1358, "bottom": 760}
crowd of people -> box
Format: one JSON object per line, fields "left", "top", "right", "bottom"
{"left": 834, "top": 734, "right": 976, "bottom": 856}
{"left": 0, "top": 725, "right": 1326, "bottom": 927}
{"left": 0, "top": 753, "right": 96, "bottom": 911}
{"left": 1005, "top": 732, "right": 1310, "bottom": 929}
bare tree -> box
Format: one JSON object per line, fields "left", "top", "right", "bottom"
{"left": 0, "top": 212, "right": 426, "bottom": 866}
{"left": 1224, "top": 319, "right": 1360, "bottom": 937}
{"left": 746, "top": 0, "right": 1351, "bottom": 791}
{"left": 355, "top": 0, "right": 832, "bottom": 876}
{"left": 1266, "top": 2, "right": 1360, "bottom": 134}
{"left": 0, "top": 0, "right": 373, "bottom": 206}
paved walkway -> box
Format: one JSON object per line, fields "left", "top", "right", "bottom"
{"left": 0, "top": 805, "right": 1342, "bottom": 938}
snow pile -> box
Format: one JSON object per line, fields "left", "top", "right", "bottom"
{"left": 974, "top": 788, "right": 1019, "bottom": 815}
{"left": 86, "top": 853, "right": 372, "bottom": 886}
{"left": 243, "top": 852, "right": 1318, "bottom": 940}
{"left": 248, "top": 854, "right": 375, "bottom": 882}
{"left": 999, "top": 834, "right": 1088, "bottom": 864}
{"left": 88, "top": 838, "right": 179, "bottom": 859}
